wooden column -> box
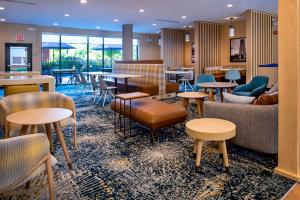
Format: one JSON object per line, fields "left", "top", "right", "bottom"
{"left": 275, "top": 0, "right": 300, "bottom": 181}
{"left": 122, "top": 24, "right": 133, "bottom": 61}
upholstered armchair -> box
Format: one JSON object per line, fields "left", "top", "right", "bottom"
{"left": 233, "top": 76, "right": 269, "bottom": 97}
{"left": 0, "top": 92, "right": 77, "bottom": 148}
{"left": 194, "top": 74, "right": 216, "bottom": 92}
{"left": 0, "top": 134, "right": 56, "bottom": 199}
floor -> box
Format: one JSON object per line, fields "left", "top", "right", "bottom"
{"left": 0, "top": 85, "right": 296, "bottom": 199}
{"left": 283, "top": 184, "right": 300, "bottom": 200}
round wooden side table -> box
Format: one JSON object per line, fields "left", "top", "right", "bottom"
{"left": 177, "top": 92, "right": 208, "bottom": 117}
{"left": 197, "top": 82, "right": 238, "bottom": 102}
{"left": 7, "top": 108, "right": 73, "bottom": 170}
{"left": 186, "top": 118, "right": 236, "bottom": 172}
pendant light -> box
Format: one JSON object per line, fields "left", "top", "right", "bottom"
{"left": 229, "top": 18, "right": 235, "bottom": 37}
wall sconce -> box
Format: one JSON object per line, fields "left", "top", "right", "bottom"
{"left": 229, "top": 18, "right": 235, "bottom": 37}
{"left": 185, "top": 32, "right": 190, "bottom": 42}
{"left": 158, "top": 38, "right": 162, "bottom": 46}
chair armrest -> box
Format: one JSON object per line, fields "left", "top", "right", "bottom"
{"left": 233, "top": 84, "right": 252, "bottom": 93}
{"left": 250, "top": 85, "right": 267, "bottom": 97}
{"left": 0, "top": 134, "right": 50, "bottom": 190}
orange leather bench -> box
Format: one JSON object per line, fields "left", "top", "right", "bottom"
{"left": 111, "top": 98, "right": 187, "bottom": 142}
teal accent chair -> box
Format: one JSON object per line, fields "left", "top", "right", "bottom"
{"left": 194, "top": 74, "right": 216, "bottom": 92}
{"left": 233, "top": 76, "right": 269, "bottom": 97}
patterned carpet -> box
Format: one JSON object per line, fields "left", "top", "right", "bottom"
{"left": 0, "top": 85, "right": 295, "bottom": 200}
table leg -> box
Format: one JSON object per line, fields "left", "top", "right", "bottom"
{"left": 31, "top": 125, "right": 37, "bottom": 134}
{"left": 45, "top": 123, "right": 54, "bottom": 154}
{"left": 125, "top": 78, "right": 128, "bottom": 93}
{"left": 43, "top": 82, "right": 55, "bottom": 92}
{"left": 20, "top": 125, "right": 29, "bottom": 135}
{"left": 220, "top": 140, "right": 230, "bottom": 173}
{"left": 195, "top": 139, "right": 203, "bottom": 171}
{"left": 208, "top": 89, "right": 214, "bottom": 101}
{"left": 195, "top": 98, "right": 204, "bottom": 117}
{"left": 114, "top": 78, "right": 118, "bottom": 94}
{"left": 220, "top": 88, "right": 224, "bottom": 102}
{"left": 53, "top": 122, "right": 72, "bottom": 170}
{"left": 182, "top": 98, "right": 189, "bottom": 110}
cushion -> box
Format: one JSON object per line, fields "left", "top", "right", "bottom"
{"left": 266, "top": 82, "right": 278, "bottom": 94}
{"left": 255, "top": 92, "right": 278, "bottom": 105}
{"left": 223, "top": 92, "right": 256, "bottom": 104}
{"left": 233, "top": 91, "right": 252, "bottom": 97}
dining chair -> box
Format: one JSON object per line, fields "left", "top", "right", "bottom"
{"left": 179, "top": 70, "right": 194, "bottom": 92}
{"left": 79, "top": 72, "right": 92, "bottom": 95}
{"left": 0, "top": 134, "right": 56, "bottom": 200}
{"left": 90, "top": 75, "right": 101, "bottom": 103}
{"left": 225, "top": 69, "right": 241, "bottom": 83}
{"left": 96, "top": 76, "right": 117, "bottom": 107}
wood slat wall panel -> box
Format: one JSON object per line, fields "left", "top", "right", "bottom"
{"left": 161, "top": 28, "right": 185, "bottom": 69}
{"left": 246, "top": 10, "right": 275, "bottom": 81}
{"left": 194, "top": 22, "right": 219, "bottom": 77}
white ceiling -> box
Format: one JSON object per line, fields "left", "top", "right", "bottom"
{"left": 0, "top": 0, "right": 277, "bottom": 33}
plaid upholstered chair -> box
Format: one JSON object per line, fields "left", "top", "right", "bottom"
{"left": 0, "top": 134, "right": 56, "bottom": 199}
{"left": 0, "top": 92, "right": 77, "bottom": 148}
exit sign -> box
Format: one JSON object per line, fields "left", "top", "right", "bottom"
{"left": 15, "top": 34, "right": 25, "bottom": 41}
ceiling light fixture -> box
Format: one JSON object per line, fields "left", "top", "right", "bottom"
{"left": 229, "top": 17, "right": 235, "bottom": 37}
{"left": 53, "top": 22, "right": 59, "bottom": 26}
{"left": 139, "top": 9, "right": 145, "bottom": 13}
{"left": 185, "top": 32, "right": 190, "bottom": 42}
{"left": 80, "top": 0, "right": 88, "bottom": 4}
{"left": 114, "top": 19, "right": 119, "bottom": 22}
{"left": 96, "top": 26, "right": 100, "bottom": 29}
{"left": 0, "top": 7, "right": 5, "bottom": 10}
{"left": 227, "top": 4, "right": 233, "bottom": 7}
{"left": 152, "top": 23, "right": 157, "bottom": 26}
{"left": 0, "top": 18, "right": 6, "bottom": 22}
{"left": 181, "top": 16, "right": 187, "bottom": 19}
{"left": 64, "top": 14, "right": 70, "bottom": 17}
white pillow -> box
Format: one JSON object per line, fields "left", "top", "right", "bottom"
{"left": 223, "top": 92, "right": 256, "bottom": 104}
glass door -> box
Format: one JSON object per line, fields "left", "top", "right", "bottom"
{"left": 5, "top": 43, "right": 32, "bottom": 72}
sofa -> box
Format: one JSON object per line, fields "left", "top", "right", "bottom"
{"left": 203, "top": 101, "right": 278, "bottom": 154}
{"left": 107, "top": 63, "right": 179, "bottom": 96}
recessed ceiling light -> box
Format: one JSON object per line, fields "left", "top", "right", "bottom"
{"left": 0, "top": 7, "right": 5, "bottom": 10}
{"left": 152, "top": 23, "right": 157, "bottom": 26}
{"left": 139, "top": 9, "right": 145, "bottom": 13}
{"left": 80, "top": 0, "right": 88, "bottom": 4}
{"left": 114, "top": 19, "right": 119, "bottom": 22}
{"left": 64, "top": 14, "right": 70, "bottom": 17}
{"left": 96, "top": 26, "right": 100, "bottom": 29}
{"left": 0, "top": 18, "right": 6, "bottom": 22}
{"left": 53, "top": 22, "right": 58, "bottom": 26}
{"left": 181, "top": 16, "right": 187, "bottom": 19}
{"left": 227, "top": 4, "right": 233, "bottom": 7}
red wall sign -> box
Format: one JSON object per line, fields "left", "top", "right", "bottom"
{"left": 15, "top": 34, "right": 25, "bottom": 41}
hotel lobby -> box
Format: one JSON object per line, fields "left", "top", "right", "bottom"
{"left": 0, "top": 0, "right": 299, "bottom": 199}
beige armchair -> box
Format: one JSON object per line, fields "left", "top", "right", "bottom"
{"left": 0, "top": 92, "right": 77, "bottom": 148}
{"left": 0, "top": 134, "right": 56, "bottom": 199}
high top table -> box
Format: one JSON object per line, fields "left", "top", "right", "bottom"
{"left": 6, "top": 108, "right": 73, "bottom": 169}
{"left": 109, "top": 74, "right": 144, "bottom": 93}
{"left": 0, "top": 75, "right": 55, "bottom": 92}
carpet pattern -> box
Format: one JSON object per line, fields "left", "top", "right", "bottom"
{"left": 0, "top": 85, "right": 295, "bottom": 200}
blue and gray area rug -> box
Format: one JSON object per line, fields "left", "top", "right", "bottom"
{"left": 0, "top": 86, "right": 295, "bottom": 199}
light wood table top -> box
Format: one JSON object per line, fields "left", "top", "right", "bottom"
{"left": 165, "top": 70, "right": 191, "bottom": 75}
{"left": 109, "top": 74, "right": 143, "bottom": 79}
{"left": 116, "top": 92, "right": 150, "bottom": 100}
{"left": 220, "top": 68, "right": 246, "bottom": 71}
{"left": 7, "top": 108, "right": 72, "bottom": 125}
{"left": 186, "top": 118, "right": 236, "bottom": 141}
{"left": 177, "top": 92, "right": 208, "bottom": 99}
{"left": 51, "top": 69, "right": 76, "bottom": 73}
{"left": 197, "top": 82, "right": 238, "bottom": 89}
{"left": 83, "top": 72, "right": 112, "bottom": 76}
{"left": 0, "top": 71, "right": 40, "bottom": 76}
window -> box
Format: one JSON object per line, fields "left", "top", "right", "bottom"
{"left": 41, "top": 33, "right": 139, "bottom": 75}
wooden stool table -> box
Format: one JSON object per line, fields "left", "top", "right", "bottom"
{"left": 177, "top": 92, "right": 208, "bottom": 117}
{"left": 186, "top": 118, "right": 236, "bottom": 172}
{"left": 7, "top": 108, "right": 73, "bottom": 170}
{"left": 197, "top": 82, "right": 238, "bottom": 102}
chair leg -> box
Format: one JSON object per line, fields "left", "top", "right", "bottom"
{"left": 102, "top": 91, "right": 108, "bottom": 107}
{"left": 187, "top": 81, "right": 194, "bottom": 91}
{"left": 73, "top": 124, "right": 77, "bottom": 149}
{"left": 25, "top": 181, "right": 30, "bottom": 189}
{"left": 46, "top": 154, "right": 55, "bottom": 200}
